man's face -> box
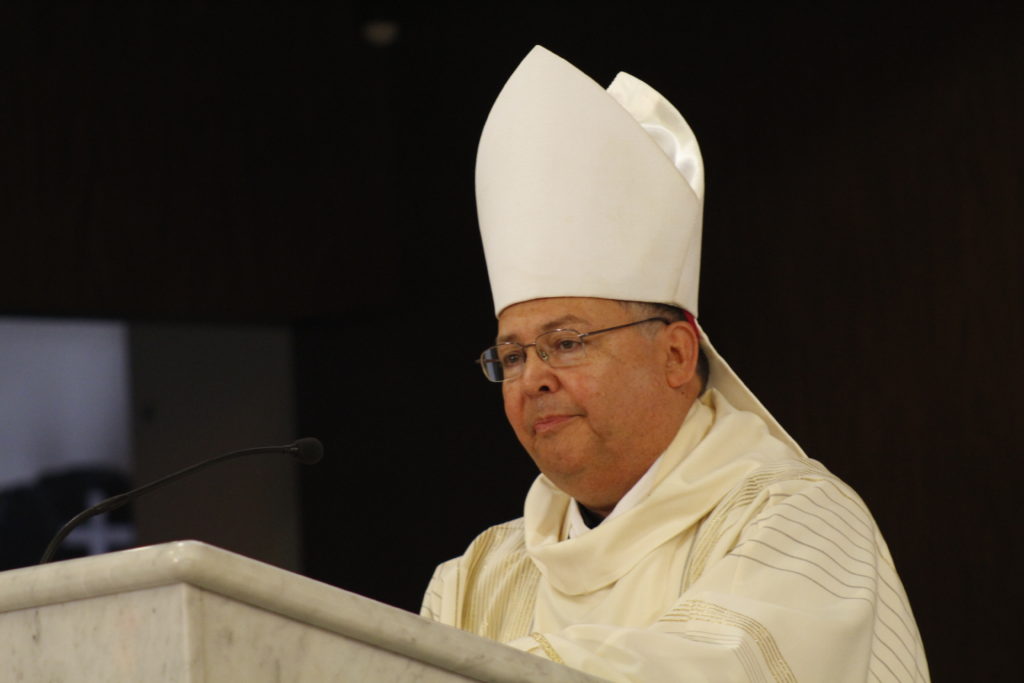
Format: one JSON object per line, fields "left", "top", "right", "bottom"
{"left": 497, "top": 297, "right": 685, "bottom": 513}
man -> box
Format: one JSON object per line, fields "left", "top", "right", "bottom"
{"left": 422, "top": 46, "right": 928, "bottom": 682}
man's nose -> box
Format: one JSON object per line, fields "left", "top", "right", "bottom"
{"left": 520, "top": 346, "right": 559, "bottom": 393}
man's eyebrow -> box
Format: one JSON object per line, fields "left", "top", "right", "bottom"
{"left": 496, "top": 315, "right": 589, "bottom": 343}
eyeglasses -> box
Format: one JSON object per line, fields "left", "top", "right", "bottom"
{"left": 478, "top": 317, "right": 668, "bottom": 383}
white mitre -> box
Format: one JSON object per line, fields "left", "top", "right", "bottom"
{"left": 476, "top": 45, "right": 803, "bottom": 455}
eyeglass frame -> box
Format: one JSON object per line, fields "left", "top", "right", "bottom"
{"left": 477, "top": 316, "right": 669, "bottom": 383}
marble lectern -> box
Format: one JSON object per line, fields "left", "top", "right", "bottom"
{"left": 0, "top": 541, "right": 603, "bottom": 682}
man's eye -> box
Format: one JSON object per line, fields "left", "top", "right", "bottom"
{"left": 501, "top": 352, "right": 523, "bottom": 367}
{"left": 554, "top": 338, "right": 581, "bottom": 352}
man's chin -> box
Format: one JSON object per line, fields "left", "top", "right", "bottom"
{"left": 529, "top": 448, "right": 593, "bottom": 488}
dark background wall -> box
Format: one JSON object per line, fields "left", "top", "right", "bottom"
{"left": 3, "top": 4, "right": 1021, "bottom": 680}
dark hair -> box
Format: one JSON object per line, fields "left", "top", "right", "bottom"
{"left": 619, "top": 301, "right": 709, "bottom": 393}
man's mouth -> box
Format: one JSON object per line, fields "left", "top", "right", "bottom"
{"left": 534, "top": 414, "right": 576, "bottom": 433}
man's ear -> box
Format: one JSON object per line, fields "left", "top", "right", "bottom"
{"left": 664, "top": 320, "right": 699, "bottom": 389}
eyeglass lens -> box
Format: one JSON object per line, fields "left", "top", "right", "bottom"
{"left": 480, "top": 330, "right": 587, "bottom": 382}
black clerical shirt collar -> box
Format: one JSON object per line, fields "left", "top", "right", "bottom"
{"left": 578, "top": 503, "right": 605, "bottom": 529}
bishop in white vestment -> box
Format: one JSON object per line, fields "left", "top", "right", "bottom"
{"left": 422, "top": 46, "right": 928, "bottom": 683}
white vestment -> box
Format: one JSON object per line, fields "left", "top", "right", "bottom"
{"left": 422, "top": 390, "right": 929, "bottom": 682}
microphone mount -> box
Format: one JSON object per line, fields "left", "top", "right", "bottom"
{"left": 39, "top": 438, "right": 323, "bottom": 564}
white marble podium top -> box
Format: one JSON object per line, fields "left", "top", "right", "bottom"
{"left": 0, "top": 541, "right": 604, "bottom": 682}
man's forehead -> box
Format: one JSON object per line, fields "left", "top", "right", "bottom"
{"left": 495, "top": 297, "right": 623, "bottom": 343}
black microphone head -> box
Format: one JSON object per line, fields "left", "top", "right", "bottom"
{"left": 289, "top": 437, "right": 324, "bottom": 464}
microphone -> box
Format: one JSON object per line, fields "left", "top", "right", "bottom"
{"left": 39, "top": 438, "right": 324, "bottom": 564}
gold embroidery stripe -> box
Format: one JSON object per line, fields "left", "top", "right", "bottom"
{"left": 685, "top": 473, "right": 769, "bottom": 585}
{"left": 530, "top": 632, "right": 566, "bottom": 664}
{"left": 685, "top": 463, "right": 830, "bottom": 587}
{"left": 460, "top": 522, "right": 539, "bottom": 642}
{"left": 660, "top": 600, "right": 796, "bottom": 683}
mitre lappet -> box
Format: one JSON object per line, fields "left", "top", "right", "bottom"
{"left": 476, "top": 45, "right": 802, "bottom": 455}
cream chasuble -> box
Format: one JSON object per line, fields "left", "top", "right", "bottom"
{"left": 422, "top": 391, "right": 928, "bottom": 682}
